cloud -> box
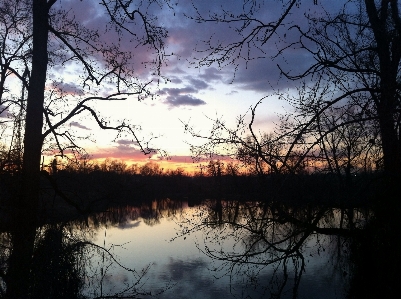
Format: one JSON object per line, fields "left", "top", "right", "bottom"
{"left": 51, "top": 0, "right": 320, "bottom": 96}
{"left": 226, "top": 90, "right": 238, "bottom": 96}
{"left": 51, "top": 0, "right": 168, "bottom": 83}
{"left": 230, "top": 49, "right": 315, "bottom": 92}
{"left": 0, "top": 104, "right": 9, "bottom": 118}
{"left": 158, "top": 85, "right": 207, "bottom": 108}
{"left": 118, "top": 220, "right": 141, "bottom": 229}
{"left": 198, "top": 67, "right": 225, "bottom": 82}
{"left": 159, "top": 87, "right": 197, "bottom": 96}
{"left": 115, "top": 139, "right": 137, "bottom": 146}
{"left": 186, "top": 77, "right": 209, "bottom": 90}
{"left": 159, "top": 1, "right": 320, "bottom": 93}
{"left": 90, "top": 139, "right": 158, "bottom": 162}
{"left": 70, "top": 121, "right": 91, "bottom": 130}
{"left": 163, "top": 155, "right": 234, "bottom": 165}
{"left": 92, "top": 148, "right": 150, "bottom": 161}
{"left": 50, "top": 81, "right": 84, "bottom": 95}
{"left": 165, "top": 155, "right": 194, "bottom": 164}
{"left": 114, "top": 139, "right": 146, "bottom": 154}
{"left": 164, "top": 94, "right": 206, "bottom": 108}
{"left": 167, "top": 74, "right": 184, "bottom": 84}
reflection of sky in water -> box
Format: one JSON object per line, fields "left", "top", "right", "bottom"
{"left": 84, "top": 206, "right": 347, "bottom": 299}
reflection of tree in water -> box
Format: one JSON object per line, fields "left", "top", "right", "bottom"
{"left": 181, "top": 200, "right": 371, "bottom": 298}
{"left": 0, "top": 198, "right": 187, "bottom": 298}
{"left": 140, "top": 198, "right": 185, "bottom": 226}
{"left": 0, "top": 223, "right": 153, "bottom": 299}
{"left": 0, "top": 200, "right": 183, "bottom": 299}
{"left": 0, "top": 225, "right": 86, "bottom": 298}
{"left": 347, "top": 201, "right": 401, "bottom": 299}
{"left": 29, "top": 225, "right": 85, "bottom": 298}
{"left": 84, "top": 198, "right": 185, "bottom": 228}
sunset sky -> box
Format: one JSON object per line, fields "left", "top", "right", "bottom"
{"left": 2, "top": 0, "right": 344, "bottom": 173}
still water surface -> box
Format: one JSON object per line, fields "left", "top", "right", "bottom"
{"left": 75, "top": 199, "right": 355, "bottom": 299}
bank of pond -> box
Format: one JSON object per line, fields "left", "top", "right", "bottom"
{"left": 0, "top": 170, "right": 387, "bottom": 216}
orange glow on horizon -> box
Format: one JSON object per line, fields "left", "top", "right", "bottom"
{"left": 43, "top": 152, "right": 240, "bottom": 176}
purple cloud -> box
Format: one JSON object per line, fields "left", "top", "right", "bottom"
{"left": 159, "top": 87, "right": 197, "bottom": 96}
{"left": 167, "top": 74, "right": 184, "bottom": 84}
{"left": 0, "top": 104, "right": 9, "bottom": 118}
{"left": 186, "top": 77, "right": 209, "bottom": 90}
{"left": 226, "top": 90, "right": 238, "bottom": 96}
{"left": 50, "top": 0, "right": 168, "bottom": 84}
{"left": 115, "top": 139, "right": 136, "bottom": 145}
{"left": 70, "top": 121, "right": 91, "bottom": 130}
{"left": 160, "top": 1, "right": 322, "bottom": 92}
{"left": 198, "top": 67, "right": 225, "bottom": 82}
{"left": 164, "top": 94, "right": 206, "bottom": 108}
{"left": 51, "top": 81, "right": 83, "bottom": 95}
{"left": 157, "top": 84, "right": 207, "bottom": 108}
{"left": 114, "top": 139, "right": 141, "bottom": 150}
{"left": 49, "top": 0, "right": 329, "bottom": 99}
{"left": 93, "top": 147, "right": 149, "bottom": 161}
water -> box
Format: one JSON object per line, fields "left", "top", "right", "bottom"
{"left": 70, "top": 199, "right": 359, "bottom": 299}
{"left": 1, "top": 194, "right": 395, "bottom": 299}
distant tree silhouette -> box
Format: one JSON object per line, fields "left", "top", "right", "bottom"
{"left": 139, "top": 161, "right": 162, "bottom": 176}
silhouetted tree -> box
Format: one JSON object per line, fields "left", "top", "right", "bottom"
{"left": 0, "top": 0, "right": 171, "bottom": 297}
{"left": 186, "top": 0, "right": 400, "bottom": 179}
{"left": 139, "top": 161, "right": 162, "bottom": 176}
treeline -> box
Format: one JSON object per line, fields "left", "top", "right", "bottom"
{"left": 0, "top": 153, "right": 381, "bottom": 208}
{"left": 43, "top": 157, "right": 260, "bottom": 201}
{"left": 0, "top": 145, "right": 380, "bottom": 220}
{"left": 59, "top": 157, "right": 189, "bottom": 176}
{"left": 39, "top": 156, "right": 378, "bottom": 210}
{"left": 41, "top": 156, "right": 248, "bottom": 178}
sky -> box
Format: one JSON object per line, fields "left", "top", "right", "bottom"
{"left": 2, "top": 0, "right": 348, "bottom": 173}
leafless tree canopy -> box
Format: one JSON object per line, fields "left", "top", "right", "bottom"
{"left": 185, "top": 0, "right": 400, "bottom": 179}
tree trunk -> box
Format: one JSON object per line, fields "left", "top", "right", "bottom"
{"left": 377, "top": 95, "right": 401, "bottom": 177}
{"left": 23, "top": 0, "right": 48, "bottom": 186}
{"left": 364, "top": 0, "right": 401, "bottom": 177}
{"left": 6, "top": 1, "right": 49, "bottom": 298}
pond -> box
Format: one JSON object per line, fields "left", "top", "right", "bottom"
{"left": 4, "top": 195, "right": 390, "bottom": 299}
{"left": 26, "top": 198, "right": 367, "bottom": 299}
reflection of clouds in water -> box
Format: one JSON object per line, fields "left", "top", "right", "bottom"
{"left": 155, "top": 257, "right": 294, "bottom": 299}
{"left": 154, "top": 255, "right": 345, "bottom": 299}
{"left": 95, "top": 271, "right": 140, "bottom": 297}
{"left": 83, "top": 202, "right": 349, "bottom": 299}
{"left": 118, "top": 220, "right": 141, "bottom": 229}
{"left": 161, "top": 258, "right": 207, "bottom": 280}
{"left": 156, "top": 257, "right": 227, "bottom": 299}
{"left": 234, "top": 267, "right": 345, "bottom": 299}
{"left": 104, "top": 272, "right": 129, "bottom": 285}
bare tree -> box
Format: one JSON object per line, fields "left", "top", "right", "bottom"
{"left": 0, "top": 1, "right": 172, "bottom": 298}
{"left": 277, "top": 0, "right": 400, "bottom": 177}
{"left": 181, "top": 3, "right": 400, "bottom": 297}
{"left": 186, "top": 0, "right": 400, "bottom": 178}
